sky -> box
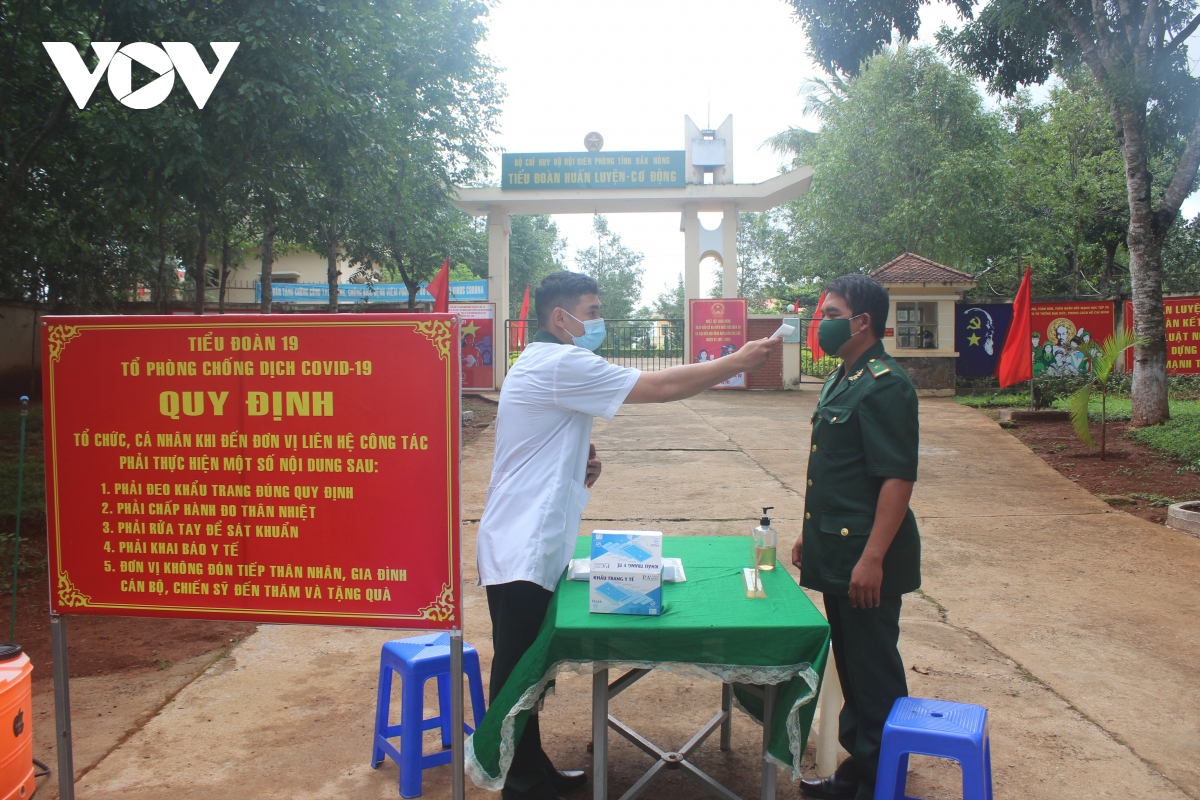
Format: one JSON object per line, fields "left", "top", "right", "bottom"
{"left": 480, "top": 0, "right": 1198, "bottom": 309}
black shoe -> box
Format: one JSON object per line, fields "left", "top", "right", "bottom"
{"left": 799, "top": 772, "right": 858, "bottom": 800}
{"left": 549, "top": 769, "right": 587, "bottom": 793}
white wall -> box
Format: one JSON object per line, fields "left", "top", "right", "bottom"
{"left": 231, "top": 250, "right": 358, "bottom": 284}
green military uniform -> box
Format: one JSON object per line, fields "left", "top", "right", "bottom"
{"left": 800, "top": 340, "right": 920, "bottom": 800}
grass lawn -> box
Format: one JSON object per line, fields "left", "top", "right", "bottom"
{"left": 1125, "top": 402, "right": 1200, "bottom": 469}
{"left": 954, "top": 393, "right": 1030, "bottom": 409}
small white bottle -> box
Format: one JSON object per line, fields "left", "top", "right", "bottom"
{"left": 753, "top": 507, "right": 776, "bottom": 570}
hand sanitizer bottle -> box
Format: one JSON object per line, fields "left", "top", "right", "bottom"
{"left": 753, "top": 507, "right": 776, "bottom": 570}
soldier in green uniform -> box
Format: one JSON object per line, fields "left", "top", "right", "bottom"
{"left": 793, "top": 275, "right": 921, "bottom": 800}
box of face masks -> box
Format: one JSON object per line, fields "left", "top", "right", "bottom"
{"left": 589, "top": 530, "right": 663, "bottom": 616}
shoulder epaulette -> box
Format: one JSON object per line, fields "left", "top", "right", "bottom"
{"left": 867, "top": 358, "right": 891, "bottom": 378}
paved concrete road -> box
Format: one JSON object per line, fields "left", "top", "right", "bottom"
{"left": 62, "top": 391, "right": 1198, "bottom": 799}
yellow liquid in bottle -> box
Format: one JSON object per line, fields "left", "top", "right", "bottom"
{"left": 755, "top": 545, "right": 776, "bottom": 570}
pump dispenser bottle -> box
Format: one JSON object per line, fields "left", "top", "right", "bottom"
{"left": 753, "top": 507, "right": 776, "bottom": 570}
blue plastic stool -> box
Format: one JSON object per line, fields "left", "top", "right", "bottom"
{"left": 371, "top": 633, "right": 487, "bottom": 798}
{"left": 874, "top": 697, "right": 992, "bottom": 800}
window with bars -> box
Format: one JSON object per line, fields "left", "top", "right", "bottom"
{"left": 895, "top": 302, "right": 938, "bottom": 349}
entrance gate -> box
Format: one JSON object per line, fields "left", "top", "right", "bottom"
{"left": 505, "top": 318, "right": 684, "bottom": 371}
{"left": 505, "top": 316, "right": 841, "bottom": 385}
{"left": 452, "top": 116, "right": 814, "bottom": 387}
{"left": 792, "top": 316, "right": 842, "bottom": 382}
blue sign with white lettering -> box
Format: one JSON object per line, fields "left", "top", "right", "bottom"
{"left": 256, "top": 280, "right": 488, "bottom": 304}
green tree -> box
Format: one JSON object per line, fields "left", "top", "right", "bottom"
{"left": 508, "top": 215, "right": 567, "bottom": 318}
{"left": 784, "top": 0, "right": 1200, "bottom": 426}
{"left": 733, "top": 210, "right": 808, "bottom": 309}
{"left": 1160, "top": 214, "right": 1200, "bottom": 292}
{"left": 345, "top": 0, "right": 501, "bottom": 310}
{"left": 576, "top": 215, "right": 645, "bottom": 320}
{"left": 637, "top": 273, "right": 686, "bottom": 319}
{"left": 1000, "top": 74, "right": 1131, "bottom": 296}
{"left": 767, "top": 46, "right": 1013, "bottom": 282}
{"left": 0, "top": 0, "right": 500, "bottom": 317}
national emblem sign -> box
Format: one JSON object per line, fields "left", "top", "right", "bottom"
{"left": 688, "top": 299, "right": 748, "bottom": 389}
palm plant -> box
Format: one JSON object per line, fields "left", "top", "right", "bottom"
{"left": 1067, "top": 330, "right": 1146, "bottom": 460}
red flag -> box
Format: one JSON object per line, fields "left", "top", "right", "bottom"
{"left": 428, "top": 259, "right": 450, "bottom": 313}
{"left": 996, "top": 266, "right": 1033, "bottom": 387}
{"left": 806, "top": 291, "right": 826, "bottom": 361}
{"left": 513, "top": 284, "right": 531, "bottom": 349}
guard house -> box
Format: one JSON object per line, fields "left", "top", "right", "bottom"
{"left": 869, "top": 253, "right": 977, "bottom": 396}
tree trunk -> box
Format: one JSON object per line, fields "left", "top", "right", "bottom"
{"left": 1119, "top": 108, "right": 1171, "bottom": 427}
{"left": 1102, "top": 239, "right": 1118, "bottom": 294}
{"left": 218, "top": 237, "right": 230, "bottom": 314}
{"left": 154, "top": 217, "right": 167, "bottom": 313}
{"left": 1100, "top": 390, "right": 1107, "bottom": 461}
{"left": 388, "top": 225, "right": 419, "bottom": 312}
{"left": 193, "top": 210, "right": 208, "bottom": 315}
{"left": 260, "top": 204, "right": 276, "bottom": 315}
{"left": 326, "top": 227, "right": 339, "bottom": 313}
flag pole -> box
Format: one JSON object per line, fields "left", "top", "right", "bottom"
{"left": 1028, "top": 269, "right": 1035, "bottom": 410}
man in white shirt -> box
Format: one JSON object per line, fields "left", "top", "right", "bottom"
{"left": 477, "top": 271, "right": 779, "bottom": 800}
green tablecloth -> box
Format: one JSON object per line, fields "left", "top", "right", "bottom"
{"left": 466, "top": 536, "right": 831, "bottom": 790}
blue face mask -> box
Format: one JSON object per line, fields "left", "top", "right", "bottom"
{"left": 565, "top": 311, "right": 606, "bottom": 352}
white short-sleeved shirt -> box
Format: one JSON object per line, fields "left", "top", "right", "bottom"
{"left": 477, "top": 341, "right": 640, "bottom": 591}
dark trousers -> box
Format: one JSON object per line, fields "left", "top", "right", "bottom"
{"left": 487, "top": 581, "right": 556, "bottom": 800}
{"left": 824, "top": 594, "right": 907, "bottom": 800}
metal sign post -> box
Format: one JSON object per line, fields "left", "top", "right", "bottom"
{"left": 451, "top": 631, "right": 465, "bottom": 800}
{"left": 50, "top": 614, "right": 74, "bottom": 800}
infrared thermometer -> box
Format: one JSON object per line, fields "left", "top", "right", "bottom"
{"left": 770, "top": 323, "right": 796, "bottom": 340}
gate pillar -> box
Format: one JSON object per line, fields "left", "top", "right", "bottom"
{"left": 487, "top": 209, "right": 511, "bottom": 387}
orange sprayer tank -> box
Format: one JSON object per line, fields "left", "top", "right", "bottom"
{"left": 0, "top": 645, "right": 34, "bottom": 800}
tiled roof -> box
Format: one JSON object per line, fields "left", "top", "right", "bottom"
{"left": 869, "top": 253, "right": 976, "bottom": 284}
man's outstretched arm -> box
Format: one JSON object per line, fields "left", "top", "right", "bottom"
{"left": 625, "top": 338, "right": 780, "bottom": 404}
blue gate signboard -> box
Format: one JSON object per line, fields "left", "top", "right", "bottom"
{"left": 257, "top": 280, "right": 488, "bottom": 305}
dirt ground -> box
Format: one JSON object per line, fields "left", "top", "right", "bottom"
{"left": 461, "top": 394, "right": 498, "bottom": 446}
{"left": 50, "top": 392, "right": 1198, "bottom": 800}
{"left": 14, "top": 391, "right": 1200, "bottom": 800}
{"left": 994, "top": 413, "right": 1200, "bottom": 524}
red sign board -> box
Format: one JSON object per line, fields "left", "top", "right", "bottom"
{"left": 1124, "top": 298, "right": 1200, "bottom": 374}
{"left": 456, "top": 303, "right": 496, "bottom": 392}
{"left": 42, "top": 314, "right": 461, "bottom": 629}
{"left": 1030, "top": 301, "right": 1114, "bottom": 377}
{"left": 689, "top": 299, "right": 748, "bottom": 389}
